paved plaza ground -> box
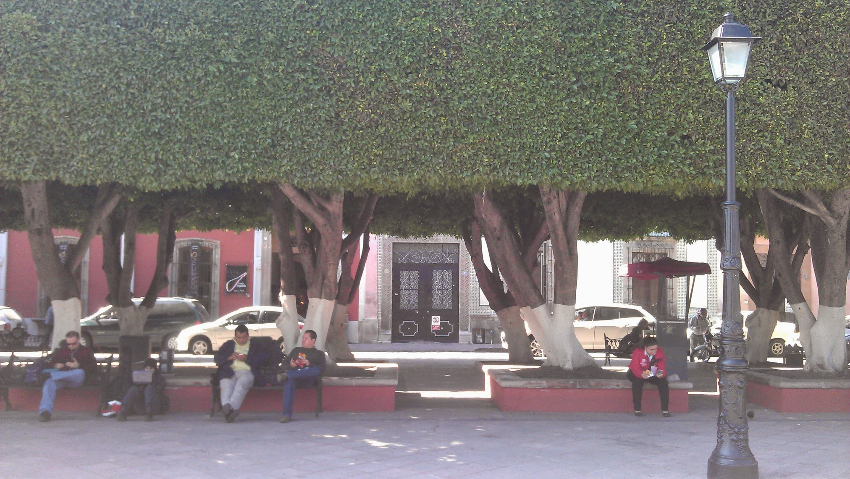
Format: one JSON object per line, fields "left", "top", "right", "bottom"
{"left": 1, "top": 344, "right": 848, "bottom": 478}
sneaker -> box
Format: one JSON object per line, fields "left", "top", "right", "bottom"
{"left": 634, "top": 411, "right": 643, "bottom": 417}
{"left": 662, "top": 411, "right": 671, "bottom": 417}
{"left": 279, "top": 415, "right": 291, "bottom": 423}
{"left": 221, "top": 404, "right": 232, "bottom": 417}
{"left": 276, "top": 372, "right": 288, "bottom": 383}
{"left": 39, "top": 411, "right": 51, "bottom": 422}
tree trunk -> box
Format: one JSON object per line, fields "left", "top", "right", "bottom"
{"left": 118, "top": 305, "right": 150, "bottom": 336}
{"left": 325, "top": 302, "right": 355, "bottom": 362}
{"left": 269, "top": 189, "right": 304, "bottom": 355}
{"left": 521, "top": 304, "right": 597, "bottom": 369}
{"left": 276, "top": 294, "right": 303, "bottom": 356}
{"left": 280, "top": 184, "right": 344, "bottom": 350}
{"left": 744, "top": 308, "right": 780, "bottom": 364}
{"left": 805, "top": 306, "right": 846, "bottom": 372}
{"left": 472, "top": 190, "right": 596, "bottom": 369}
{"left": 20, "top": 180, "right": 122, "bottom": 348}
{"left": 461, "top": 216, "right": 532, "bottom": 362}
{"left": 769, "top": 188, "right": 849, "bottom": 373}
{"left": 495, "top": 306, "right": 533, "bottom": 362}
{"left": 51, "top": 298, "right": 82, "bottom": 349}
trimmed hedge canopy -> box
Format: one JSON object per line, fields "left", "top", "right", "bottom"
{"left": 1, "top": 0, "right": 848, "bottom": 194}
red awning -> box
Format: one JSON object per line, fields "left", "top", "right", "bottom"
{"left": 618, "top": 256, "right": 711, "bottom": 280}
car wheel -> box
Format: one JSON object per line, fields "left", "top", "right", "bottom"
{"left": 81, "top": 332, "right": 93, "bottom": 349}
{"left": 529, "top": 335, "right": 544, "bottom": 358}
{"left": 769, "top": 339, "right": 785, "bottom": 357}
{"left": 190, "top": 337, "right": 212, "bottom": 355}
{"left": 163, "top": 334, "right": 178, "bottom": 351}
{"left": 696, "top": 348, "right": 710, "bottom": 362}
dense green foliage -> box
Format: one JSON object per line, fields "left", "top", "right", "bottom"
{"left": 1, "top": 1, "right": 847, "bottom": 194}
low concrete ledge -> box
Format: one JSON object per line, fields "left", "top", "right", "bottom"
{"left": 483, "top": 365, "right": 692, "bottom": 413}
{"left": 6, "top": 363, "right": 398, "bottom": 413}
{"left": 746, "top": 370, "right": 850, "bottom": 413}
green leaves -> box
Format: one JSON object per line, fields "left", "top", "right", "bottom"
{"left": 0, "top": 1, "right": 847, "bottom": 195}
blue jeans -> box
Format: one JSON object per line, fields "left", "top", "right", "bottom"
{"left": 282, "top": 367, "right": 321, "bottom": 417}
{"left": 40, "top": 369, "right": 86, "bottom": 414}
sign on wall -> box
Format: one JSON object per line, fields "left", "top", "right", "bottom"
{"left": 225, "top": 264, "right": 249, "bottom": 295}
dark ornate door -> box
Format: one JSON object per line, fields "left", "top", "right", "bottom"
{"left": 391, "top": 243, "right": 459, "bottom": 343}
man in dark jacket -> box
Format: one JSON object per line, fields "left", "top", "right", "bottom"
{"left": 117, "top": 358, "right": 167, "bottom": 422}
{"left": 213, "top": 324, "right": 268, "bottom": 422}
{"left": 38, "top": 330, "right": 96, "bottom": 422}
{"left": 279, "top": 329, "right": 325, "bottom": 423}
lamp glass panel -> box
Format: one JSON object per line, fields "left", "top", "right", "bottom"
{"left": 707, "top": 43, "right": 722, "bottom": 82}
{"left": 720, "top": 41, "right": 752, "bottom": 81}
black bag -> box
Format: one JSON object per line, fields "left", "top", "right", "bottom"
{"left": 250, "top": 337, "right": 285, "bottom": 387}
{"left": 22, "top": 358, "right": 50, "bottom": 386}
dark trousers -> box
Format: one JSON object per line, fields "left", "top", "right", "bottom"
{"left": 627, "top": 370, "right": 669, "bottom": 411}
{"left": 122, "top": 384, "right": 160, "bottom": 415}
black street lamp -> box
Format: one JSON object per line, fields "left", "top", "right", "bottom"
{"left": 703, "top": 13, "right": 760, "bottom": 479}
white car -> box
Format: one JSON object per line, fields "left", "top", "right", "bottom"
{"left": 175, "top": 306, "right": 295, "bottom": 355}
{"left": 502, "top": 303, "right": 657, "bottom": 357}
{"left": 708, "top": 311, "right": 801, "bottom": 357}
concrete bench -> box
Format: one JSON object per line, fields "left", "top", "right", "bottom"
{"left": 484, "top": 365, "right": 692, "bottom": 413}
{"left": 5, "top": 362, "right": 399, "bottom": 413}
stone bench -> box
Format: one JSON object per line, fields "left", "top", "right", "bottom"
{"left": 483, "top": 365, "right": 692, "bottom": 413}
{"left": 4, "top": 362, "right": 398, "bottom": 413}
{"left": 746, "top": 370, "right": 850, "bottom": 413}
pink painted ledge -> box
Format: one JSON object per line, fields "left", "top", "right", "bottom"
{"left": 482, "top": 364, "right": 692, "bottom": 413}
{"left": 746, "top": 370, "right": 850, "bottom": 413}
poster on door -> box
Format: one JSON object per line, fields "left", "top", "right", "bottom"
{"left": 431, "top": 315, "right": 441, "bottom": 331}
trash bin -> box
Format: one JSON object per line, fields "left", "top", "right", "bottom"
{"left": 472, "top": 328, "right": 485, "bottom": 344}
{"left": 159, "top": 349, "right": 174, "bottom": 374}
{"left": 656, "top": 321, "right": 688, "bottom": 381}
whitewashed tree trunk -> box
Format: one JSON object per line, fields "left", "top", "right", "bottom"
{"left": 302, "top": 297, "right": 335, "bottom": 351}
{"left": 521, "top": 303, "right": 596, "bottom": 369}
{"left": 326, "top": 302, "right": 355, "bottom": 362}
{"left": 496, "top": 306, "right": 533, "bottom": 363}
{"left": 51, "top": 298, "right": 82, "bottom": 349}
{"left": 744, "top": 308, "right": 780, "bottom": 364}
{"left": 790, "top": 302, "right": 816, "bottom": 357}
{"left": 276, "top": 294, "right": 302, "bottom": 356}
{"left": 805, "top": 305, "right": 846, "bottom": 372}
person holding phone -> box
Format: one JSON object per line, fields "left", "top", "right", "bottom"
{"left": 279, "top": 330, "right": 325, "bottom": 424}
{"left": 214, "top": 323, "right": 266, "bottom": 423}
{"left": 38, "top": 330, "right": 96, "bottom": 422}
{"left": 627, "top": 337, "right": 670, "bottom": 417}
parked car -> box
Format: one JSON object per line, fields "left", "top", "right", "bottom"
{"left": 80, "top": 297, "right": 211, "bottom": 351}
{"left": 709, "top": 311, "right": 801, "bottom": 357}
{"left": 503, "top": 303, "right": 657, "bottom": 357}
{"left": 175, "top": 306, "right": 302, "bottom": 355}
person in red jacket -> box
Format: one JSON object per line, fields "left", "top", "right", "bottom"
{"left": 627, "top": 337, "right": 670, "bottom": 417}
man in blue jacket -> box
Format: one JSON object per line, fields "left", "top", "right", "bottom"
{"left": 214, "top": 324, "right": 268, "bottom": 423}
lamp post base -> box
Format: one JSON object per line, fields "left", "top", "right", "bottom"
{"left": 707, "top": 457, "right": 759, "bottom": 479}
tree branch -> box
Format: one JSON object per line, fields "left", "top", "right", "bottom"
{"left": 68, "top": 183, "right": 123, "bottom": 272}
{"left": 341, "top": 193, "right": 378, "bottom": 254}
{"left": 769, "top": 188, "right": 831, "bottom": 224}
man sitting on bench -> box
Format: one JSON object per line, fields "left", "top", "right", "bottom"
{"left": 279, "top": 329, "right": 325, "bottom": 424}
{"left": 38, "top": 331, "right": 96, "bottom": 422}
{"left": 214, "top": 324, "right": 266, "bottom": 423}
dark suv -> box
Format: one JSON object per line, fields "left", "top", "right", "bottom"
{"left": 80, "top": 297, "right": 211, "bottom": 351}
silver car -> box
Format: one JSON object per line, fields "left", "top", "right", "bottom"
{"left": 504, "top": 303, "right": 657, "bottom": 357}
{"left": 175, "top": 306, "right": 300, "bottom": 355}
